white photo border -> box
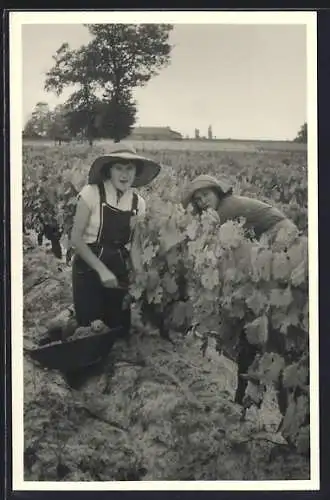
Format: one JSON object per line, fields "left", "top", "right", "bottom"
{"left": 10, "top": 10, "right": 319, "bottom": 491}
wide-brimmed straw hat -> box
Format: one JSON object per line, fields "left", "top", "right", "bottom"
{"left": 88, "top": 147, "right": 161, "bottom": 188}
{"left": 181, "top": 174, "right": 233, "bottom": 208}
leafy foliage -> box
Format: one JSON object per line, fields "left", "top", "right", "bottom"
{"left": 294, "top": 123, "right": 307, "bottom": 144}
{"left": 96, "top": 91, "right": 137, "bottom": 142}
{"left": 23, "top": 102, "right": 53, "bottom": 138}
{"left": 86, "top": 24, "right": 173, "bottom": 89}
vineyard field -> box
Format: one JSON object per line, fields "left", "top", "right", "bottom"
{"left": 21, "top": 141, "right": 311, "bottom": 482}
{"left": 23, "top": 137, "right": 307, "bottom": 153}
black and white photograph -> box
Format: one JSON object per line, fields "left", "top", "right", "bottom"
{"left": 10, "top": 10, "right": 318, "bottom": 489}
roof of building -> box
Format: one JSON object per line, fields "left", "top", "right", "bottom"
{"left": 131, "top": 126, "right": 182, "bottom": 135}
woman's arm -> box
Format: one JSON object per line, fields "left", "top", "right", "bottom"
{"left": 70, "top": 197, "right": 118, "bottom": 286}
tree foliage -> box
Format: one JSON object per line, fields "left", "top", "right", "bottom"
{"left": 96, "top": 90, "right": 137, "bottom": 142}
{"left": 24, "top": 103, "right": 71, "bottom": 141}
{"left": 44, "top": 24, "right": 173, "bottom": 143}
{"left": 63, "top": 87, "right": 101, "bottom": 145}
{"left": 294, "top": 123, "right": 307, "bottom": 144}
{"left": 24, "top": 102, "right": 52, "bottom": 138}
{"left": 86, "top": 24, "right": 173, "bottom": 90}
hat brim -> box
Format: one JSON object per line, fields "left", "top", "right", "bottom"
{"left": 182, "top": 178, "right": 232, "bottom": 208}
{"left": 88, "top": 152, "right": 161, "bottom": 188}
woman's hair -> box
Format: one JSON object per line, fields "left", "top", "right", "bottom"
{"left": 102, "top": 160, "right": 141, "bottom": 181}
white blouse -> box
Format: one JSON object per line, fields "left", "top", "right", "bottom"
{"left": 78, "top": 180, "right": 146, "bottom": 243}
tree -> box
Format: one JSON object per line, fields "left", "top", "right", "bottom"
{"left": 24, "top": 102, "right": 73, "bottom": 142}
{"left": 45, "top": 43, "right": 101, "bottom": 145}
{"left": 87, "top": 24, "right": 173, "bottom": 90}
{"left": 48, "top": 104, "right": 71, "bottom": 141}
{"left": 96, "top": 90, "right": 137, "bottom": 142}
{"left": 23, "top": 120, "right": 41, "bottom": 139}
{"left": 44, "top": 24, "right": 173, "bottom": 144}
{"left": 294, "top": 123, "right": 307, "bottom": 143}
{"left": 24, "top": 102, "right": 53, "bottom": 137}
{"left": 63, "top": 87, "right": 101, "bottom": 146}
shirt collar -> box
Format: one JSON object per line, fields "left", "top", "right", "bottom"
{"left": 104, "top": 180, "right": 133, "bottom": 205}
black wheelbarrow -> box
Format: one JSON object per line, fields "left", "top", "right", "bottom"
{"left": 25, "top": 326, "right": 124, "bottom": 372}
{"left": 26, "top": 326, "right": 125, "bottom": 389}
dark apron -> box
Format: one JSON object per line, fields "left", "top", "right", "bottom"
{"left": 72, "top": 183, "right": 138, "bottom": 329}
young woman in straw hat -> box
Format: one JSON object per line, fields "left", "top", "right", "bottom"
{"left": 70, "top": 147, "right": 161, "bottom": 335}
{"left": 182, "top": 175, "right": 299, "bottom": 249}
{"left": 181, "top": 174, "right": 299, "bottom": 406}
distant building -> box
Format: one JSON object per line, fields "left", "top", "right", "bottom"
{"left": 129, "top": 126, "right": 182, "bottom": 141}
{"left": 208, "top": 125, "right": 213, "bottom": 140}
{"left": 195, "top": 128, "right": 200, "bottom": 139}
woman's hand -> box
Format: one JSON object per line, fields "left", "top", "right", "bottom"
{"left": 91, "top": 319, "right": 107, "bottom": 332}
{"left": 205, "top": 208, "right": 221, "bottom": 224}
{"left": 98, "top": 267, "right": 118, "bottom": 288}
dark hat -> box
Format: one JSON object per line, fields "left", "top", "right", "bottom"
{"left": 88, "top": 147, "right": 161, "bottom": 187}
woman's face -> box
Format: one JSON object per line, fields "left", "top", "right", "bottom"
{"left": 108, "top": 162, "right": 136, "bottom": 192}
{"left": 193, "top": 187, "right": 220, "bottom": 212}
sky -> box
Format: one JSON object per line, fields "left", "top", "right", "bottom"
{"left": 22, "top": 23, "right": 307, "bottom": 141}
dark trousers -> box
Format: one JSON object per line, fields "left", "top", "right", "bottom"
{"left": 72, "top": 256, "right": 131, "bottom": 333}
{"left": 235, "top": 329, "right": 260, "bottom": 405}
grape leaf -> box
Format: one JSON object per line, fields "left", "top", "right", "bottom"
{"left": 228, "top": 300, "right": 246, "bottom": 320}
{"left": 171, "top": 301, "right": 193, "bottom": 329}
{"left": 159, "top": 226, "right": 185, "bottom": 254}
{"left": 249, "top": 352, "right": 285, "bottom": 384}
{"left": 252, "top": 431, "right": 287, "bottom": 445}
{"left": 143, "top": 244, "right": 157, "bottom": 264}
{"left": 201, "top": 267, "right": 220, "bottom": 290}
{"left": 245, "top": 290, "right": 269, "bottom": 315}
{"left": 272, "top": 251, "right": 292, "bottom": 281}
{"left": 186, "top": 219, "right": 199, "bottom": 240}
{"left": 287, "top": 238, "right": 308, "bottom": 269}
{"left": 163, "top": 272, "right": 178, "bottom": 295}
{"left": 244, "top": 315, "right": 268, "bottom": 345}
{"left": 224, "top": 267, "right": 239, "bottom": 283}
{"left": 274, "top": 225, "right": 300, "bottom": 250}
{"left": 302, "top": 303, "right": 309, "bottom": 332}
{"left": 295, "top": 426, "right": 310, "bottom": 454}
{"left": 291, "top": 261, "right": 307, "bottom": 287}
{"left": 244, "top": 380, "right": 265, "bottom": 405}
{"left": 255, "top": 248, "right": 273, "bottom": 281}
{"left": 282, "top": 362, "right": 308, "bottom": 389}
{"left": 281, "top": 393, "right": 309, "bottom": 443}
{"left": 146, "top": 269, "right": 160, "bottom": 290}
{"left": 250, "top": 247, "right": 263, "bottom": 282}
{"left": 150, "top": 286, "right": 163, "bottom": 304}
{"left": 218, "top": 220, "right": 244, "bottom": 249}
{"left": 165, "top": 246, "right": 180, "bottom": 269}
{"left": 270, "top": 287, "right": 293, "bottom": 308}
{"left": 271, "top": 306, "right": 300, "bottom": 334}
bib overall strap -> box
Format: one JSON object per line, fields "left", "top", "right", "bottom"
{"left": 98, "top": 182, "right": 106, "bottom": 205}
{"left": 96, "top": 183, "right": 106, "bottom": 244}
{"left": 131, "top": 192, "right": 139, "bottom": 215}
